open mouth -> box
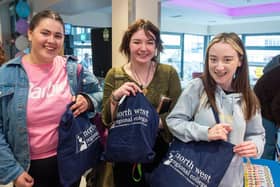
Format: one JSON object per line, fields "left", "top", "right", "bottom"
{"left": 215, "top": 71, "right": 227, "bottom": 77}
{"left": 44, "top": 44, "right": 57, "bottom": 51}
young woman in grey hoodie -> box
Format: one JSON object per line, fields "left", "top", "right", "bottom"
{"left": 166, "top": 32, "right": 265, "bottom": 187}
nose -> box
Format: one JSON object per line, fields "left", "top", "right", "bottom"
{"left": 47, "top": 35, "right": 56, "bottom": 43}
{"left": 140, "top": 43, "right": 148, "bottom": 50}
{"left": 215, "top": 61, "right": 225, "bottom": 70}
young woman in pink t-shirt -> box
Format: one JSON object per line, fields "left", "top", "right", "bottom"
{"left": 0, "top": 10, "right": 101, "bottom": 187}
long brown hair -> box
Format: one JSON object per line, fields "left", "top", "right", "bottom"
{"left": 201, "top": 32, "right": 259, "bottom": 120}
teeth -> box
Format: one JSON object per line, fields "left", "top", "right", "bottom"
{"left": 45, "top": 46, "right": 55, "bottom": 50}
{"left": 215, "top": 72, "right": 226, "bottom": 77}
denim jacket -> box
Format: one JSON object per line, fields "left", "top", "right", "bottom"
{"left": 0, "top": 56, "right": 102, "bottom": 184}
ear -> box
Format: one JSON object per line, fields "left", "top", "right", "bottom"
{"left": 238, "top": 60, "right": 242, "bottom": 67}
{"left": 27, "top": 29, "right": 32, "bottom": 42}
{"left": 237, "top": 56, "right": 243, "bottom": 67}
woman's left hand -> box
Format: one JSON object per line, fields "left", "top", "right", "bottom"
{"left": 233, "top": 141, "right": 258, "bottom": 157}
{"left": 71, "top": 94, "right": 89, "bottom": 117}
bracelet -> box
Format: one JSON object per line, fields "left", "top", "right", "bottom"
{"left": 111, "top": 92, "right": 120, "bottom": 102}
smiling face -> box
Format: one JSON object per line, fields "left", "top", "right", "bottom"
{"left": 28, "top": 18, "right": 64, "bottom": 63}
{"left": 208, "top": 42, "right": 241, "bottom": 91}
{"left": 129, "top": 29, "right": 156, "bottom": 64}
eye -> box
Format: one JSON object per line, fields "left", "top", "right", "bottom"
{"left": 209, "top": 57, "right": 217, "bottom": 63}
{"left": 41, "top": 31, "right": 50, "bottom": 36}
{"left": 224, "top": 57, "right": 233, "bottom": 64}
{"left": 55, "top": 34, "right": 63, "bottom": 39}
{"left": 132, "top": 41, "right": 141, "bottom": 44}
{"left": 147, "top": 40, "right": 155, "bottom": 45}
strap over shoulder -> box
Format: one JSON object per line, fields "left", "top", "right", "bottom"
{"left": 65, "top": 55, "right": 82, "bottom": 95}
{"left": 65, "top": 55, "right": 78, "bottom": 62}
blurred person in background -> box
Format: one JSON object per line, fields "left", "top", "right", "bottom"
{"left": 254, "top": 54, "right": 280, "bottom": 160}
{"left": 80, "top": 53, "right": 91, "bottom": 70}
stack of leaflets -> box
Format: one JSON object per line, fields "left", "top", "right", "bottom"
{"left": 244, "top": 162, "right": 274, "bottom": 187}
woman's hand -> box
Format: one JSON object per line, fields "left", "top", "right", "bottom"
{"left": 14, "top": 172, "right": 34, "bottom": 187}
{"left": 233, "top": 141, "right": 258, "bottom": 157}
{"left": 208, "top": 123, "right": 232, "bottom": 141}
{"left": 112, "top": 82, "right": 142, "bottom": 101}
{"left": 71, "top": 94, "right": 89, "bottom": 117}
{"left": 109, "top": 82, "right": 142, "bottom": 119}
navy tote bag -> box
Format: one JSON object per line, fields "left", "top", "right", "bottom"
{"left": 149, "top": 96, "right": 235, "bottom": 187}
{"left": 57, "top": 60, "right": 103, "bottom": 187}
{"left": 104, "top": 92, "right": 159, "bottom": 163}
{"left": 148, "top": 139, "right": 234, "bottom": 187}
{"left": 57, "top": 105, "right": 102, "bottom": 187}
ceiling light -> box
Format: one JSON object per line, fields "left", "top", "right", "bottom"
{"left": 170, "top": 15, "right": 182, "bottom": 18}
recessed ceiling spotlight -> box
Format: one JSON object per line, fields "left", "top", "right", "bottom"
{"left": 170, "top": 15, "right": 183, "bottom": 18}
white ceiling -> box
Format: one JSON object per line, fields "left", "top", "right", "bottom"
{"left": 161, "top": 0, "right": 280, "bottom": 25}
{"left": 30, "top": 0, "right": 280, "bottom": 26}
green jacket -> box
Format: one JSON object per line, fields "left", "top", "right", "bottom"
{"left": 102, "top": 63, "right": 181, "bottom": 142}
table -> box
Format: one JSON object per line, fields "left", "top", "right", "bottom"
{"left": 249, "top": 158, "right": 280, "bottom": 187}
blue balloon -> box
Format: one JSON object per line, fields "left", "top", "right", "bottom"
{"left": 16, "top": 0, "right": 30, "bottom": 18}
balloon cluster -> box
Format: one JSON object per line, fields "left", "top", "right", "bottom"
{"left": 14, "top": 0, "right": 30, "bottom": 52}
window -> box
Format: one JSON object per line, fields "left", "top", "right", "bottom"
{"left": 64, "top": 23, "right": 72, "bottom": 35}
{"left": 244, "top": 34, "right": 280, "bottom": 85}
{"left": 71, "top": 26, "right": 93, "bottom": 73}
{"left": 160, "top": 48, "right": 182, "bottom": 75}
{"left": 160, "top": 33, "right": 183, "bottom": 79}
{"left": 183, "top": 34, "right": 204, "bottom": 84}
{"left": 245, "top": 35, "right": 280, "bottom": 47}
{"left": 160, "top": 33, "right": 280, "bottom": 87}
{"left": 246, "top": 50, "right": 280, "bottom": 65}
{"left": 160, "top": 33, "right": 205, "bottom": 87}
{"left": 161, "top": 34, "right": 181, "bottom": 45}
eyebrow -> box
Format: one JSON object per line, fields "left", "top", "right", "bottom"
{"left": 41, "top": 29, "right": 64, "bottom": 35}
{"left": 209, "top": 55, "right": 234, "bottom": 58}
{"left": 209, "top": 55, "right": 217, "bottom": 57}
{"left": 131, "top": 38, "right": 154, "bottom": 41}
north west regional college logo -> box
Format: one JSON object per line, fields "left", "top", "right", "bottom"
{"left": 75, "top": 125, "right": 99, "bottom": 153}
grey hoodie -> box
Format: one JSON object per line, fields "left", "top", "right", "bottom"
{"left": 166, "top": 78, "right": 265, "bottom": 187}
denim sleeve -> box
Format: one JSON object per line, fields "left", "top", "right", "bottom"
{"left": 79, "top": 67, "right": 103, "bottom": 114}
{"left": 0, "top": 89, "right": 24, "bottom": 184}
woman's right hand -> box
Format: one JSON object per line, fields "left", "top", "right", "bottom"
{"left": 112, "top": 82, "right": 142, "bottom": 101}
{"left": 208, "top": 123, "right": 232, "bottom": 141}
{"left": 14, "top": 172, "right": 34, "bottom": 187}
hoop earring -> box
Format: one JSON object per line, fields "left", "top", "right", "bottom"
{"left": 154, "top": 49, "right": 158, "bottom": 57}
{"left": 234, "top": 67, "right": 240, "bottom": 79}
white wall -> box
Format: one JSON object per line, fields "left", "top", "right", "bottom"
{"left": 208, "top": 20, "right": 280, "bottom": 35}
{"left": 161, "top": 20, "right": 280, "bottom": 35}
{"left": 161, "top": 20, "right": 208, "bottom": 35}
{"left": 160, "top": 19, "right": 280, "bottom": 35}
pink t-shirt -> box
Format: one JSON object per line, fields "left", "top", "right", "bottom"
{"left": 22, "top": 56, "right": 72, "bottom": 160}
